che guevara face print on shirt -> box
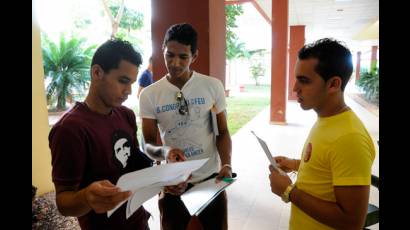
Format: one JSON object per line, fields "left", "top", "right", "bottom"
{"left": 112, "top": 130, "right": 132, "bottom": 168}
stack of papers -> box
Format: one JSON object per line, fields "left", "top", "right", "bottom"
{"left": 107, "top": 158, "right": 209, "bottom": 219}
{"left": 181, "top": 177, "right": 236, "bottom": 216}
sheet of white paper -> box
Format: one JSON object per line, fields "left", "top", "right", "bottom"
{"left": 107, "top": 158, "right": 208, "bottom": 218}
{"left": 126, "top": 185, "right": 163, "bottom": 219}
{"left": 181, "top": 177, "right": 235, "bottom": 216}
{"left": 125, "top": 173, "right": 193, "bottom": 219}
{"left": 250, "top": 131, "right": 286, "bottom": 175}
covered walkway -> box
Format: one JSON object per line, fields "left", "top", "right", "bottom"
{"left": 144, "top": 91, "right": 379, "bottom": 230}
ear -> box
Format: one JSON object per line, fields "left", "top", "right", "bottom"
{"left": 91, "top": 65, "right": 104, "bottom": 80}
{"left": 191, "top": 50, "right": 199, "bottom": 64}
{"left": 327, "top": 76, "right": 342, "bottom": 93}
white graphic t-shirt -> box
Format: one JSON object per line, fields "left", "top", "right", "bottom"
{"left": 139, "top": 71, "right": 226, "bottom": 183}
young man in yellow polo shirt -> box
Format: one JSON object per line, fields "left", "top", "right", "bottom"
{"left": 268, "top": 38, "right": 375, "bottom": 230}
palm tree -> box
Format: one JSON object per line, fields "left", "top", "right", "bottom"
{"left": 42, "top": 34, "right": 96, "bottom": 111}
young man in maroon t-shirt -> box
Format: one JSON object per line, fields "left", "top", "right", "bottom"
{"left": 49, "top": 39, "right": 153, "bottom": 230}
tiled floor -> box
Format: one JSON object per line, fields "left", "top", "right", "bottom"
{"left": 144, "top": 94, "right": 379, "bottom": 230}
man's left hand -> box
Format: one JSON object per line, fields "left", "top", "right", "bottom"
{"left": 215, "top": 164, "right": 232, "bottom": 183}
{"left": 268, "top": 165, "right": 292, "bottom": 196}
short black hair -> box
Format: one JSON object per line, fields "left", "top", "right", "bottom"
{"left": 91, "top": 39, "right": 142, "bottom": 73}
{"left": 298, "top": 38, "right": 353, "bottom": 91}
{"left": 162, "top": 23, "right": 198, "bottom": 55}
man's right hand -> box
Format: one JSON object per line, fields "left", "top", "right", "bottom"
{"left": 166, "top": 148, "right": 186, "bottom": 163}
{"left": 83, "top": 180, "right": 132, "bottom": 214}
{"left": 164, "top": 148, "right": 188, "bottom": 195}
{"left": 164, "top": 182, "right": 189, "bottom": 196}
{"left": 274, "top": 156, "right": 299, "bottom": 173}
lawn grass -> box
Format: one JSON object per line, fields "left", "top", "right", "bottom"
{"left": 226, "top": 84, "right": 270, "bottom": 135}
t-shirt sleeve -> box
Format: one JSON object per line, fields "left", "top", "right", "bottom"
{"left": 49, "top": 125, "right": 86, "bottom": 186}
{"left": 139, "top": 89, "right": 156, "bottom": 119}
{"left": 214, "top": 79, "right": 227, "bottom": 114}
{"left": 330, "top": 133, "right": 375, "bottom": 186}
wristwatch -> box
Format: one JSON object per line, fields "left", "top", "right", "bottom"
{"left": 281, "top": 183, "right": 296, "bottom": 203}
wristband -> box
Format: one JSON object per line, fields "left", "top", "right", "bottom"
{"left": 222, "top": 164, "right": 232, "bottom": 170}
{"left": 281, "top": 183, "right": 296, "bottom": 203}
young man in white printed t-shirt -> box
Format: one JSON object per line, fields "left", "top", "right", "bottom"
{"left": 139, "top": 23, "right": 232, "bottom": 230}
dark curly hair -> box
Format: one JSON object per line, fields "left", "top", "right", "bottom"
{"left": 162, "top": 23, "right": 198, "bottom": 55}
{"left": 298, "top": 38, "right": 353, "bottom": 91}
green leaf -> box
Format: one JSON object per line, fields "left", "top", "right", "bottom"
{"left": 41, "top": 33, "right": 96, "bottom": 111}
{"left": 357, "top": 68, "right": 379, "bottom": 102}
{"left": 225, "top": 5, "right": 248, "bottom": 61}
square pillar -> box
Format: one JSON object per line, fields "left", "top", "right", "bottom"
{"left": 356, "top": 51, "right": 361, "bottom": 81}
{"left": 270, "top": 0, "right": 289, "bottom": 124}
{"left": 371, "top": 45, "right": 378, "bottom": 72}
{"left": 288, "top": 25, "right": 305, "bottom": 100}
{"left": 151, "top": 0, "right": 226, "bottom": 87}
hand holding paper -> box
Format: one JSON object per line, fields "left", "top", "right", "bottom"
{"left": 107, "top": 158, "right": 209, "bottom": 219}
{"left": 84, "top": 180, "right": 132, "bottom": 214}
{"left": 167, "top": 148, "right": 186, "bottom": 163}
{"left": 274, "top": 156, "right": 298, "bottom": 173}
{"left": 164, "top": 181, "right": 189, "bottom": 196}
{"left": 215, "top": 165, "right": 232, "bottom": 183}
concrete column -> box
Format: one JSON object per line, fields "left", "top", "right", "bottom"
{"left": 356, "top": 51, "right": 361, "bottom": 81}
{"left": 151, "top": 0, "right": 226, "bottom": 86}
{"left": 288, "top": 25, "right": 305, "bottom": 100}
{"left": 270, "top": 0, "right": 289, "bottom": 124}
{"left": 209, "top": 0, "right": 227, "bottom": 87}
{"left": 370, "top": 45, "right": 378, "bottom": 72}
{"left": 32, "top": 1, "right": 54, "bottom": 195}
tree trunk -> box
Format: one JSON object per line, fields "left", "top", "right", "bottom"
{"left": 102, "top": 0, "right": 125, "bottom": 38}
{"left": 56, "top": 91, "right": 66, "bottom": 111}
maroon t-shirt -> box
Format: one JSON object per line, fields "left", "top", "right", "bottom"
{"left": 49, "top": 102, "right": 153, "bottom": 230}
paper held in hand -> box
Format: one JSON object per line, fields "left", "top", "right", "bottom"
{"left": 250, "top": 131, "right": 286, "bottom": 175}
{"left": 181, "top": 177, "right": 236, "bottom": 216}
{"left": 107, "top": 158, "right": 209, "bottom": 219}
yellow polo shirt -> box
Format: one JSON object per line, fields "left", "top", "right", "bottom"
{"left": 289, "top": 110, "right": 375, "bottom": 230}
